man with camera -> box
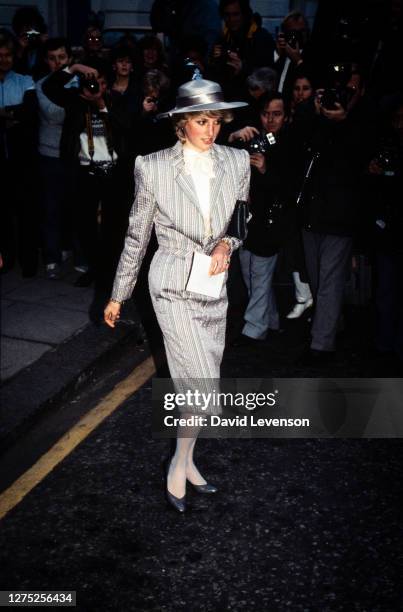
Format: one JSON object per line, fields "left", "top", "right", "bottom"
{"left": 42, "top": 60, "right": 131, "bottom": 294}
{"left": 297, "top": 63, "right": 375, "bottom": 362}
{"left": 274, "top": 11, "right": 313, "bottom": 98}
{"left": 209, "top": 0, "right": 275, "bottom": 100}
{"left": 12, "top": 6, "right": 48, "bottom": 80}
{"left": 228, "top": 92, "right": 298, "bottom": 344}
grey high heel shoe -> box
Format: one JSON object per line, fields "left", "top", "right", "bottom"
{"left": 164, "top": 459, "right": 186, "bottom": 513}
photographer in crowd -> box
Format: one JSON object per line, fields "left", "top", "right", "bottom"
{"left": 228, "top": 92, "right": 299, "bottom": 344}
{"left": 209, "top": 0, "right": 275, "bottom": 100}
{"left": 42, "top": 60, "right": 134, "bottom": 294}
{"left": 274, "top": 11, "right": 313, "bottom": 97}
{"left": 298, "top": 63, "right": 375, "bottom": 362}
{"left": 12, "top": 6, "right": 48, "bottom": 80}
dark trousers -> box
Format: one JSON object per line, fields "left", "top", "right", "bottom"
{"left": 74, "top": 163, "right": 133, "bottom": 292}
{"left": 302, "top": 230, "right": 352, "bottom": 351}
{"left": 39, "top": 155, "right": 74, "bottom": 265}
{"left": 1, "top": 157, "right": 40, "bottom": 274}
{"left": 375, "top": 250, "right": 403, "bottom": 359}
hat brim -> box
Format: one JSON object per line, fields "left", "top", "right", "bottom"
{"left": 157, "top": 100, "right": 248, "bottom": 119}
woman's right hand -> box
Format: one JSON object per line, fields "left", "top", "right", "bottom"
{"left": 104, "top": 300, "right": 121, "bottom": 328}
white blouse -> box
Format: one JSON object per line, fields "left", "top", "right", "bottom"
{"left": 183, "top": 145, "right": 215, "bottom": 237}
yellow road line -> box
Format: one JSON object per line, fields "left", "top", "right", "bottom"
{"left": 0, "top": 356, "right": 156, "bottom": 521}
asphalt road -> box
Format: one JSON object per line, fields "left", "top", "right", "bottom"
{"left": 0, "top": 271, "right": 402, "bottom": 611}
{"left": 0, "top": 376, "right": 402, "bottom": 611}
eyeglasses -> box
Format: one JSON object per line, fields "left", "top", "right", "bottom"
{"left": 87, "top": 36, "right": 101, "bottom": 42}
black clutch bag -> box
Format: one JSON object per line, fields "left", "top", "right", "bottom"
{"left": 226, "top": 200, "right": 249, "bottom": 240}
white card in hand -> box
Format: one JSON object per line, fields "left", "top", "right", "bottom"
{"left": 186, "top": 252, "right": 225, "bottom": 298}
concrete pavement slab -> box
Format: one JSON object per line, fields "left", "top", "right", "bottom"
{"left": 0, "top": 269, "right": 25, "bottom": 295}
{"left": 4, "top": 280, "right": 93, "bottom": 313}
{"left": 1, "top": 337, "right": 52, "bottom": 381}
{"left": 1, "top": 301, "right": 89, "bottom": 344}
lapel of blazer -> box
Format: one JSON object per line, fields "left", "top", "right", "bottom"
{"left": 171, "top": 140, "right": 200, "bottom": 214}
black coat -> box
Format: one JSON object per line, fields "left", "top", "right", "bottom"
{"left": 298, "top": 100, "right": 376, "bottom": 237}
{"left": 243, "top": 126, "right": 302, "bottom": 257}
{"left": 42, "top": 69, "right": 133, "bottom": 164}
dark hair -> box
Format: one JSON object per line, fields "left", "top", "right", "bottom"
{"left": 12, "top": 6, "right": 47, "bottom": 36}
{"left": 43, "top": 37, "right": 72, "bottom": 58}
{"left": 0, "top": 28, "right": 17, "bottom": 54}
{"left": 179, "top": 35, "right": 208, "bottom": 59}
{"left": 137, "top": 34, "right": 166, "bottom": 66}
{"left": 84, "top": 57, "right": 108, "bottom": 79}
{"left": 281, "top": 10, "right": 308, "bottom": 33}
{"left": 291, "top": 68, "right": 315, "bottom": 89}
{"left": 110, "top": 45, "right": 135, "bottom": 65}
{"left": 258, "top": 91, "right": 289, "bottom": 116}
{"left": 219, "top": 0, "right": 253, "bottom": 21}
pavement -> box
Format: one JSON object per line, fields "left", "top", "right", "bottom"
{"left": 0, "top": 261, "right": 143, "bottom": 449}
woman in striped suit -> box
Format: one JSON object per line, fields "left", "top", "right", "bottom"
{"left": 104, "top": 79, "right": 250, "bottom": 512}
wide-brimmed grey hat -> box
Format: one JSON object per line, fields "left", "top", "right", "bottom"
{"left": 158, "top": 79, "right": 248, "bottom": 118}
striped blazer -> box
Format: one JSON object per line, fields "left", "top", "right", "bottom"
{"left": 111, "top": 139, "right": 250, "bottom": 303}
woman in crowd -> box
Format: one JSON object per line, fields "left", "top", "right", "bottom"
{"left": 109, "top": 45, "right": 137, "bottom": 102}
{"left": 132, "top": 68, "right": 174, "bottom": 156}
{"left": 136, "top": 34, "right": 169, "bottom": 81}
{"left": 104, "top": 78, "right": 250, "bottom": 512}
{"left": 290, "top": 72, "right": 314, "bottom": 114}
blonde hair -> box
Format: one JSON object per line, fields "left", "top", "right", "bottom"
{"left": 172, "top": 109, "right": 233, "bottom": 143}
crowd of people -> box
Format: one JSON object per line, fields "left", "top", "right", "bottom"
{"left": 1, "top": 1, "right": 402, "bottom": 363}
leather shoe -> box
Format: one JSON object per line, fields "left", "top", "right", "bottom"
{"left": 166, "top": 489, "right": 186, "bottom": 513}
{"left": 164, "top": 460, "right": 186, "bottom": 513}
{"left": 286, "top": 298, "right": 313, "bottom": 319}
{"left": 190, "top": 482, "right": 218, "bottom": 494}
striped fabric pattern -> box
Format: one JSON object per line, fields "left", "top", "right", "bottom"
{"left": 111, "top": 139, "right": 250, "bottom": 386}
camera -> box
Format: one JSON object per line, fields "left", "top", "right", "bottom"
{"left": 216, "top": 44, "right": 239, "bottom": 66}
{"left": 24, "top": 29, "right": 41, "bottom": 47}
{"left": 320, "top": 63, "right": 355, "bottom": 110}
{"left": 78, "top": 75, "right": 99, "bottom": 94}
{"left": 320, "top": 87, "right": 355, "bottom": 111}
{"left": 233, "top": 132, "right": 276, "bottom": 155}
{"left": 284, "top": 29, "right": 302, "bottom": 49}
{"left": 25, "top": 29, "right": 41, "bottom": 42}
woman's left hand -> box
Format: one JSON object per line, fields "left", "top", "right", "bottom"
{"left": 209, "top": 242, "right": 231, "bottom": 276}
